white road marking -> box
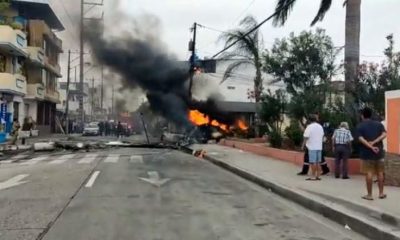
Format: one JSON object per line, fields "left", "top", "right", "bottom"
{"left": 78, "top": 154, "right": 98, "bottom": 164}
{"left": 104, "top": 154, "right": 120, "bottom": 163}
{"left": 20, "top": 156, "right": 48, "bottom": 165}
{"left": 0, "top": 174, "right": 29, "bottom": 190}
{"left": 12, "top": 154, "right": 29, "bottom": 160}
{"left": 49, "top": 154, "right": 76, "bottom": 164}
{"left": 85, "top": 171, "right": 100, "bottom": 188}
{"left": 1, "top": 160, "right": 13, "bottom": 164}
{"left": 130, "top": 155, "right": 143, "bottom": 164}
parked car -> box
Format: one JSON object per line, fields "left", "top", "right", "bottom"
{"left": 83, "top": 122, "right": 100, "bottom": 136}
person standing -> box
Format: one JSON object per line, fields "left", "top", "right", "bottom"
{"left": 332, "top": 122, "right": 353, "bottom": 179}
{"left": 10, "top": 118, "right": 21, "bottom": 145}
{"left": 357, "top": 107, "right": 387, "bottom": 200}
{"left": 302, "top": 115, "right": 325, "bottom": 181}
{"left": 298, "top": 115, "right": 330, "bottom": 176}
{"left": 117, "top": 121, "right": 123, "bottom": 139}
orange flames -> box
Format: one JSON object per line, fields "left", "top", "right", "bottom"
{"left": 188, "top": 110, "right": 248, "bottom": 132}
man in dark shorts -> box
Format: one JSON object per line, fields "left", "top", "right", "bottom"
{"left": 357, "top": 107, "right": 387, "bottom": 200}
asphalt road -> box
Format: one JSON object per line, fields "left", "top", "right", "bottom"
{"left": 0, "top": 146, "right": 368, "bottom": 240}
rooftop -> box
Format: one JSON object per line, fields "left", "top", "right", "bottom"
{"left": 12, "top": 0, "right": 64, "bottom": 31}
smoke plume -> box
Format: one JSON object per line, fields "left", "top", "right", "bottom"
{"left": 85, "top": 16, "right": 235, "bottom": 129}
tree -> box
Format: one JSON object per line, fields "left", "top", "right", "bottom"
{"left": 219, "top": 16, "right": 263, "bottom": 102}
{"left": 272, "top": 0, "right": 361, "bottom": 111}
{"left": 260, "top": 89, "right": 287, "bottom": 131}
{"left": 355, "top": 35, "right": 400, "bottom": 117}
{"left": 263, "top": 29, "right": 340, "bottom": 125}
{"left": 0, "top": 0, "right": 10, "bottom": 13}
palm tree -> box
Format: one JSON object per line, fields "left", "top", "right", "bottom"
{"left": 273, "top": 0, "right": 361, "bottom": 107}
{"left": 219, "top": 16, "right": 263, "bottom": 103}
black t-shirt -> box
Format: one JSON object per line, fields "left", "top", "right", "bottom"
{"left": 356, "top": 119, "right": 386, "bottom": 160}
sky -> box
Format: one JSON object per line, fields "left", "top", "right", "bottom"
{"left": 49, "top": 0, "right": 400, "bottom": 104}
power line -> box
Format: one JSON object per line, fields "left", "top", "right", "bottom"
{"left": 57, "top": 0, "right": 80, "bottom": 47}
{"left": 230, "top": 0, "right": 256, "bottom": 26}
{"left": 198, "top": 24, "right": 229, "bottom": 34}
{"left": 211, "top": 0, "right": 296, "bottom": 59}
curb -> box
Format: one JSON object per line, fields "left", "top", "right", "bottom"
{"left": 184, "top": 146, "right": 400, "bottom": 240}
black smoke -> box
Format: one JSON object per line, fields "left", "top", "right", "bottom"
{"left": 85, "top": 20, "right": 235, "bottom": 129}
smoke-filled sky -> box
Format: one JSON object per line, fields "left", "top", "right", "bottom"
{"left": 50, "top": 0, "right": 400, "bottom": 109}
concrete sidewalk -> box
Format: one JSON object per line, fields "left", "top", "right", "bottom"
{"left": 189, "top": 144, "right": 400, "bottom": 240}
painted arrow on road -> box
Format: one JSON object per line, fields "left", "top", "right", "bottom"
{"left": 0, "top": 174, "right": 29, "bottom": 191}
{"left": 139, "top": 171, "right": 170, "bottom": 187}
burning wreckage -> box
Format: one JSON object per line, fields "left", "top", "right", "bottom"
{"left": 85, "top": 19, "right": 249, "bottom": 144}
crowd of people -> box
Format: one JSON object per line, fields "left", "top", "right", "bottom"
{"left": 97, "top": 121, "right": 127, "bottom": 138}
{"left": 299, "top": 107, "right": 387, "bottom": 201}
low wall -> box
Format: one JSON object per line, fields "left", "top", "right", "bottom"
{"left": 385, "top": 153, "right": 400, "bottom": 186}
{"left": 220, "top": 139, "right": 362, "bottom": 175}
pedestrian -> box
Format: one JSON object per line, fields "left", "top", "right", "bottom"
{"left": 98, "top": 121, "right": 105, "bottom": 136}
{"left": 10, "top": 118, "right": 21, "bottom": 145}
{"left": 298, "top": 114, "right": 330, "bottom": 176}
{"left": 332, "top": 122, "right": 353, "bottom": 179}
{"left": 117, "top": 121, "right": 123, "bottom": 139}
{"left": 357, "top": 107, "right": 387, "bottom": 201}
{"left": 21, "top": 117, "right": 34, "bottom": 145}
{"left": 105, "top": 121, "right": 110, "bottom": 136}
{"left": 302, "top": 114, "right": 324, "bottom": 181}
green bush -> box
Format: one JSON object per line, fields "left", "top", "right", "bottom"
{"left": 269, "top": 128, "right": 283, "bottom": 148}
{"left": 285, "top": 120, "right": 303, "bottom": 147}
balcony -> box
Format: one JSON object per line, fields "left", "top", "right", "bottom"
{"left": 0, "top": 25, "right": 28, "bottom": 57}
{"left": 26, "top": 83, "right": 45, "bottom": 100}
{"left": 0, "top": 73, "right": 27, "bottom": 96}
{"left": 27, "top": 47, "right": 45, "bottom": 67}
{"left": 45, "top": 89, "right": 60, "bottom": 104}
{"left": 44, "top": 56, "right": 62, "bottom": 77}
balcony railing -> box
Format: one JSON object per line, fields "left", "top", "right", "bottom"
{"left": 0, "top": 73, "right": 27, "bottom": 95}
{"left": 45, "top": 89, "right": 60, "bottom": 104}
{"left": 26, "top": 83, "right": 45, "bottom": 100}
{"left": 44, "top": 56, "right": 62, "bottom": 77}
{"left": 0, "top": 25, "right": 28, "bottom": 56}
{"left": 27, "top": 46, "right": 45, "bottom": 66}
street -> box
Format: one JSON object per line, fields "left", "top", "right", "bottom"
{"left": 0, "top": 145, "right": 367, "bottom": 240}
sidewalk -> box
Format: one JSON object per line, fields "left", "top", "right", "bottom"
{"left": 189, "top": 143, "right": 400, "bottom": 240}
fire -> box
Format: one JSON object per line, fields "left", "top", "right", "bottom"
{"left": 189, "top": 110, "right": 229, "bottom": 131}
{"left": 188, "top": 110, "right": 248, "bottom": 132}
{"left": 237, "top": 119, "right": 249, "bottom": 131}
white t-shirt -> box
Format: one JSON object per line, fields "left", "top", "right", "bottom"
{"left": 303, "top": 122, "right": 324, "bottom": 150}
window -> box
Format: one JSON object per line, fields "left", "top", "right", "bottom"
{"left": 0, "top": 54, "right": 6, "bottom": 72}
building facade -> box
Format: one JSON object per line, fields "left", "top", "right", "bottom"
{"left": 0, "top": 0, "right": 64, "bottom": 136}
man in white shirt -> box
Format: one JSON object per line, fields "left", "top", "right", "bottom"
{"left": 302, "top": 114, "right": 325, "bottom": 181}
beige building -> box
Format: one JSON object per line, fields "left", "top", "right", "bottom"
{"left": 0, "top": 0, "right": 64, "bottom": 135}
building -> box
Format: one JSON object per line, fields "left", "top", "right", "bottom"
{"left": 0, "top": 0, "right": 64, "bottom": 135}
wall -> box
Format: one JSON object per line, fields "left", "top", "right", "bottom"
{"left": 385, "top": 90, "right": 400, "bottom": 154}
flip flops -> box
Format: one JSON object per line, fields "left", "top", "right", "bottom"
{"left": 362, "top": 195, "right": 374, "bottom": 201}
{"left": 305, "top": 177, "right": 321, "bottom": 181}
{"left": 379, "top": 194, "right": 387, "bottom": 199}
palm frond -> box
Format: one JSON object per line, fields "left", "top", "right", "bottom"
{"left": 220, "top": 59, "right": 253, "bottom": 84}
{"left": 272, "top": 0, "right": 297, "bottom": 27}
{"left": 310, "top": 0, "right": 333, "bottom": 26}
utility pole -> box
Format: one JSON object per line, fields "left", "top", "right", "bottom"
{"left": 65, "top": 50, "right": 71, "bottom": 134}
{"left": 100, "top": 64, "right": 104, "bottom": 111}
{"left": 79, "top": 0, "right": 85, "bottom": 129}
{"left": 188, "top": 22, "right": 197, "bottom": 99}
{"left": 80, "top": 0, "right": 104, "bottom": 129}
{"left": 91, "top": 77, "right": 95, "bottom": 122}
{"left": 111, "top": 84, "right": 114, "bottom": 120}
